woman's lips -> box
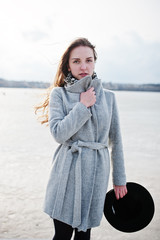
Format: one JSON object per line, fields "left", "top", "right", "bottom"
{"left": 79, "top": 73, "right": 88, "bottom": 77}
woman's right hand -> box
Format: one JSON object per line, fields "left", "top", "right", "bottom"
{"left": 80, "top": 87, "right": 96, "bottom": 108}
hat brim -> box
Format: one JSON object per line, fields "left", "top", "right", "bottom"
{"left": 104, "top": 182, "right": 155, "bottom": 233}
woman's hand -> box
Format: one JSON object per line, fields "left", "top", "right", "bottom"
{"left": 80, "top": 87, "right": 96, "bottom": 108}
{"left": 113, "top": 185, "right": 128, "bottom": 200}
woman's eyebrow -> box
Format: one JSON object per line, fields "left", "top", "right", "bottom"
{"left": 71, "top": 57, "right": 93, "bottom": 60}
{"left": 71, "top": 57, "right": 80, "bottom": 60}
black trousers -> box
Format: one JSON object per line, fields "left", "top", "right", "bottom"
{"left": 52, "top": 219, "right": 91, "bottom": 240}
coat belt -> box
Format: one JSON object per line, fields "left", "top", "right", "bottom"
{"left": 53, "top": 140, "right": 108, "bottom": 227}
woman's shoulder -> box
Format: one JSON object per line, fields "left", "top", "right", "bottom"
{"left": 103, "top": 88, "right": 115, "bottom": 98}
{"left": 50, "top": 86, "right": 65, "bottom": 98}
{"left": 103, "top": 88, "right": 117, "bottom": 107}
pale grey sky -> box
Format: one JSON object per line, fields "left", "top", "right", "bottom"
{"left": 0, "top": 0, "right": 160, "bottom": 83}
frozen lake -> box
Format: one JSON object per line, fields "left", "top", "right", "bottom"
{"left": 0, "top": 88, "right": 160, "bottom": 239}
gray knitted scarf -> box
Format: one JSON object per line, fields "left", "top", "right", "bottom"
{"left": 64, "top": 72, "right": 97, "bottom": 87}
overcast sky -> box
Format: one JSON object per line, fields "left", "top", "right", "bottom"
{"left": 0, "top": 0, "right": 160, "bottom": 84}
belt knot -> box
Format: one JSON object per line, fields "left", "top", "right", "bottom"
{"left": 71, "top": 141, "right": 79, "bottom": 153}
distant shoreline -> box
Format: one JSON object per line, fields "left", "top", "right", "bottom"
{"left": 102, "top": 82, "right": 160, "bottom": 92}
{"left": 0, "top": 78, "right": 160, "bottom": 92}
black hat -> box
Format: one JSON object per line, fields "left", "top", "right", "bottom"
{"left": 104, "top": 182, "right": 155, "bottom": 233}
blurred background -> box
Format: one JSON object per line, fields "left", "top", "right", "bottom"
{"left": 0, "top": 0, "right": 160, "bottom": 84}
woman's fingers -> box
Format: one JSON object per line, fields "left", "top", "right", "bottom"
{"left": 114, "top": 185, "right": 128, "bottom": 200}
{"left": 80, "top": 87, "right": 96, "bottom": 107}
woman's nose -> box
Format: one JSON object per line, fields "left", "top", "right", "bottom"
{"left": 80, "top": 63, "right": 87, "bottom": 70}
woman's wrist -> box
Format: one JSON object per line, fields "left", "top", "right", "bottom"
{"left": 80, "top": 100, "right": 88, "bottom": 108}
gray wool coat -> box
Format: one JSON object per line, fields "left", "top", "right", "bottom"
{"left": 43, "top": 75, "right": 126, "bottom": 232}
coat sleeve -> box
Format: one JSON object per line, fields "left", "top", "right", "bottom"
{"left": 109, "top": 93, "right": 126, "bottom": 186}
{"left": 49, "top": 88, "right": 92, "bottom": 144}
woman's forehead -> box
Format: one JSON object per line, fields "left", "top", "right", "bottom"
{"left": 70, "top": 46, "right": 94, "bottom": 59}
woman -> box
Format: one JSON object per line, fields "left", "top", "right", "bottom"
{"left": 35, "top": 38, "right": 127, "bottom": 240}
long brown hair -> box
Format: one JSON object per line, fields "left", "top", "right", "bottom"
{"left": 35, "top": 38, "right": 97, "bottom": 125}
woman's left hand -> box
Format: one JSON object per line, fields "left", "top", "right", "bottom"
{"left": 113, "top": 185, "right": 128, "bottom": 200}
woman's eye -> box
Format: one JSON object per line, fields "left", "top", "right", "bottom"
{"left": 73, "top": 60, "right": 79, "bottom": 63}
{"left": 87, "top": 59, "right": 92, "bottom": 62}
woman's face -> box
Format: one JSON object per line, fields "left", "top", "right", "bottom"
{"left": 68, "top": 46, "right": 95, "bottom": 80}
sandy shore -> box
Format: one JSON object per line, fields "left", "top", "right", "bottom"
{"left": 0, "top": 89, "right": 159, "bottom": 239}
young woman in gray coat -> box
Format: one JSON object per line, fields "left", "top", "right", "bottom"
{"left": 35, "top": 38, "right": 127, "bottom": 240}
